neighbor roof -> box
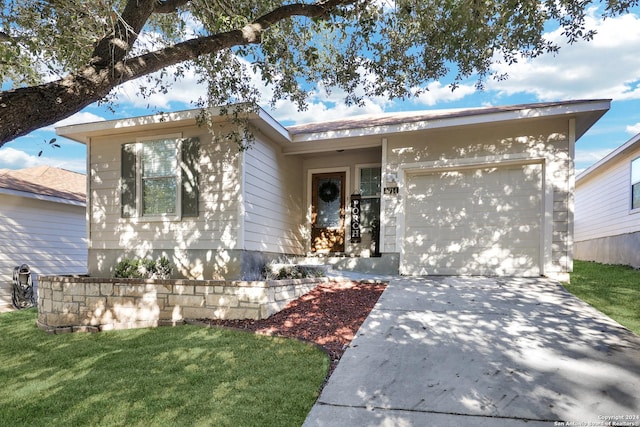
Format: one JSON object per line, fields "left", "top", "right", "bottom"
{"left": 577, "top": 132, "right": 640, "bottom": 183}
{"left": 0, "top": 166, "right": 86, "bottom": 205}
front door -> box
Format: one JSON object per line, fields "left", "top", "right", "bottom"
{"left": 311, "top": 172, "right": 346, "bottom": 253}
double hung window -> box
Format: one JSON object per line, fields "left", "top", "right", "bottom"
{"left": 121, "top": 137, "right": 200, "bottom": 219}
{"left": 141, "top": 139, "right": 178, "bottom": 216}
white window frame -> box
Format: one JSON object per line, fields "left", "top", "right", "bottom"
{"left": 632, "top": 157, "right": 640, "bottom": 212}
{"left": 135, "top": 134, "right": 183, "bottom": 221}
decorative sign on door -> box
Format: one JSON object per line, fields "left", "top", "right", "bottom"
{"left": 350, "top": 194, "right": 361, "bottom": 243}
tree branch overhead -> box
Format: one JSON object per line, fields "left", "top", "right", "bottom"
{"left": 0, "top": 0, "right": 637, "bottom": 145}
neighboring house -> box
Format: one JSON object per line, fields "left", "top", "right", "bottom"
{"left": 56, "top": 99, "right": 610, "bottom": 282}
{"left": 575, "top": 132, "right": 640, "bottom": 268}
{"left": 0, "top": 166, "right": 87, "bottom": 311}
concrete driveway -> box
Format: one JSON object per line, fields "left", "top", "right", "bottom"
{"left": 303, "top": 276, "right": 640, "bottom": 426}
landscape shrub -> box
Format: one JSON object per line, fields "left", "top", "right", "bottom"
{"left": 114, "top": 256, "right": 173, "bottom": 279}
{"left": 262, "top": 262, "right": 325, "bottom": 280}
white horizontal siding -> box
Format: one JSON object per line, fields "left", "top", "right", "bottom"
{"left": 0, "top": 194, "right": 87, "bottom": 284}
{"left": 88, "top": 130, "right": 240, "bottom": 253}
{"left": 575, "top": 147, "right": 640, "bottom": 241}
{"left": 242, "top": 136, "right": 304, "bottom": 254}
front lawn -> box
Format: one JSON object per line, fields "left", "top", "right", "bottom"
{"left": 566, "top": 260, "right": 640, "bottom": 335}
{"left": 0, "top": 309, "right": 328, "bottom": 426}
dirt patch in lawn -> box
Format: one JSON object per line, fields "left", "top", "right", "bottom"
{"left": 201, "top": 281, "right": 387, "bottom": 378}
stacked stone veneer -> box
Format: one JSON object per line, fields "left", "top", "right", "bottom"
{"left": 37, "top": 276, "right": 327, "bottom": 333}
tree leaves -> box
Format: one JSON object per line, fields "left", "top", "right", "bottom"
{"left": 37, "top": 138, "right": 60, "bottom": 157}
{"left": 1, "top": 0, "right": 639, "bottom": 145}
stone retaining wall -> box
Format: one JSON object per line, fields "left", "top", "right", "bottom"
{"left": 37, "top": 275, "right": 327, "bottom": 333}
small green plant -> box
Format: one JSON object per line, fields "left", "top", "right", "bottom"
{"left": 114, "top": 258, "right": 144, "bottom": 279}
{"left": 155, "top": 256, "right": 173, "bottom": 278}
{"left": 114, "top": 256, "right": 173, "bottom": 279}
{"left": 262, "top": 262, "right": 325, "bottom": 280}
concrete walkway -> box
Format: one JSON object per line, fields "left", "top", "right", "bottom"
{"left": 304, "top": 276, "right": 640, "bottom": 426}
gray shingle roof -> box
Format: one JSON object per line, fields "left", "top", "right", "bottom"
{"left": 0, "top": 166, "right": 85, "bottom": 203}
{"left": 286, "top": 100, "right": 603, "bottom": 135}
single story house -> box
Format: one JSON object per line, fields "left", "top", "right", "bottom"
{"left": 574, "top": 132, "right": 640, "bottom": 268}
{"left": 0, "top": 166, "right": 87, "bottom": 311}
{"left": 56, "top": 99, "right": 610, "bottom": 282}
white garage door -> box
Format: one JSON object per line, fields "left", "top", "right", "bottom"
{"left": 401, "top": 163, "right": 542, "bottom": 276}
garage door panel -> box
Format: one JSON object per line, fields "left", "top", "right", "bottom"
{"left": 401, "top": 163, "right": 542, "bottom": 276}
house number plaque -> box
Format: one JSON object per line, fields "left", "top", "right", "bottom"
{"left": 350, "top": 194, "right": 361, "bottom": 243}
{"left": 384, "top": 187, "right": 399, "bottom": 195}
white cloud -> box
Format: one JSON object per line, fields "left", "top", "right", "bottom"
{"left": 413, "top": 81, "right": 477, "bottom": 106}
{"left": 272, "top": 96, "right": 387, "bottom": 124}
{"left": 269, "top": 78, "right": 478, "bottom": 124}
{"left": 627, "top": 122, "right": 640, "bottom": 134}
{"left": 268, "top": 70, "right": 479, "bottom": 124}
{"left": 54, "top": 112, "right": 105, "bottom": 128}
{"left": 574, "top": 147, "right": 615, "bottom": 165}
{"left": 112, "top": 17, "right": 209, "bottom": 110}
{"left": 0, "top": 147, "right": 44, "bottom": 169}
{"left": 0, "top": 147, "right": 86, "bottom": 173}
{"left": 113, "top": 65, "right": 204, "bottom": 109}
{"left": 487, "top": 13, "right": 640, "bottom": 101}
{"left": 49, "top": 157, "right": 86, "bottom": 173}
{"left": 41, "top": 112, "right": 107, "bottom": 134}
{"left": 270, "top": 81, "right": 391, "bottom": 124}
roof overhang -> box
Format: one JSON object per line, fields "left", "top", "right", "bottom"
{"left": 56, "top": 105, "right": 290, "bottom": 145}
{"left": 280, "top": 99, "right": 611, "bottom": 155}
{"left": 0, "top": 187, "right": 86, "bottom": 206}
{"left": 56, "top": 99, "right": 610, "bottom": 156}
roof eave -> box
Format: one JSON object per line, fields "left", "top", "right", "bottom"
{"left": 248, "top": 108, "right": 291, "bottom": 145}
{"left": 571, "top": 100, "right": 611, "bottom": 140}
{"left": 282, "top": 99, "right": 611, "bottom": 155}
{"left": 56, "top": 105, "right": 292, "bottom": 145}
{"left": 56, "top": 99, "right": 610, "bottom": 151}
{"left": 56, "top": 109, "right": 204, "bottom": 144}
{"left": 577, "top": 131, "right": 640, "bottom": 183}
{"left": 0, "top": 187, "right": 86, "bottom": 206}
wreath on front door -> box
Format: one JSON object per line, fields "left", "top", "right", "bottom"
{"left": 319, "top": 181, "right": 339, "bottom": 203}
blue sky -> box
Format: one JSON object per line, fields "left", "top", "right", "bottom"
{"left": 1, "top": 9, "right": 639, "bottom": 175}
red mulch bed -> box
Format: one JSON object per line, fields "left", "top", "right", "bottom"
{"left": 202, "top": 281, "right": 387, "bottom": 377}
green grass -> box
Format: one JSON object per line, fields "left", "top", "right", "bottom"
{"left": 0, "top": 309, "right": 328, "bottom": 427}
{"left": 566, "top": 260, "right": 640, "bottom": 335}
